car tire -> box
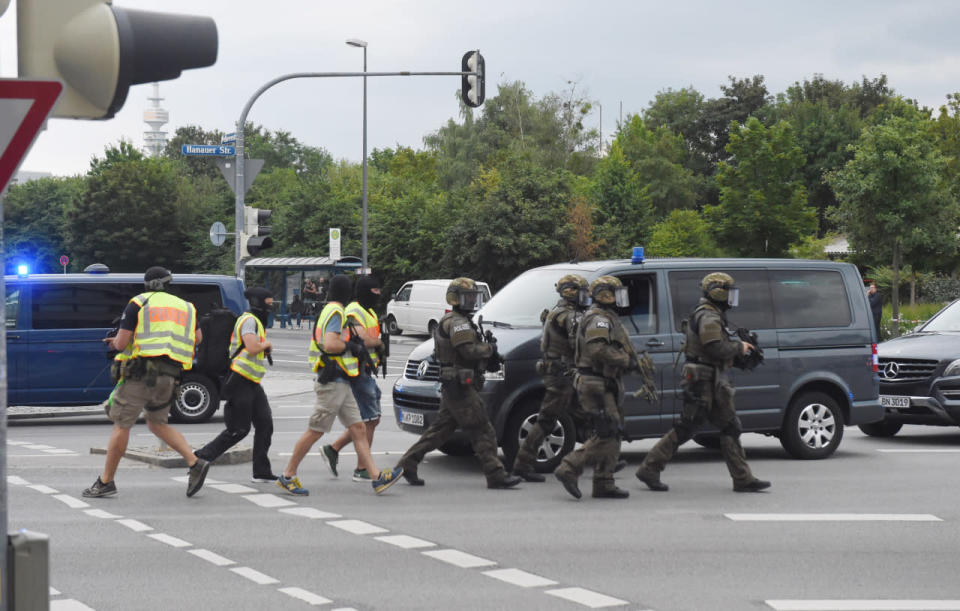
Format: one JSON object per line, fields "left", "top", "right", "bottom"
{"left": 172, "top": 372, "right": 220, "bottom": 424}
{"left": 693, "top": 434, "right": 721, "bottom": 449}
{"left": 503, "top": 399, "right": 576, "bottom": 473}
{"left": 779, "top": 390, "right": 844, "bottom": 459}
{"left": 439, "top": 438, "right": 474, "bottom": 457}
{"left": 858, "top": 420, "right": 903, "bottom": 437}
{"left": 385, "top": 316, "right": 402, "bottom": 336}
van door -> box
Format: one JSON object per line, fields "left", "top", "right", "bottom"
{"left": 613, "top": 271, "right": 676, "bottom": 438}
{"left": 6, "top": 284, "right": 25, "bottom": 404}
{"left": 392, "top": 284, "right": 413, "bottom": 332}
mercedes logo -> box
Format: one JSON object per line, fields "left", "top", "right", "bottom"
{"left": 881, "top": 361, "right": 900, "bottom": 380}
{"left": 416, "top": 360, "right": 430, "bottom": 380}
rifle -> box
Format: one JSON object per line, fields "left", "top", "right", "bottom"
{"left": 378, "top": 320, "right": 390, "bottom": 378}
{"left": 477, "top": 315, "right": 502, "bottom": 372}
{"left": 346, "top": 320, "right": 377, "bottom": 375}
{"left": 629, "top": 350, "right": 659, "bottom": 402}
{"left": 732, "top": 327, "right": 764, "bottom": 371}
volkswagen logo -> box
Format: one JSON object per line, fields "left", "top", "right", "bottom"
{"left": 881, "top": 361, "right": 900, "bottom": 380}
{"left": 416, "top": 360, "right": 430, "bottom": 380}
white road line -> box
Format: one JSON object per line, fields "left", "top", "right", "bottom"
{"left": 170, "top": 476, "right": 226, "bottom": 485}
{"left": 725, "top": 513, "right": 942, "bottom": 522}
{"left": 422, "top": 549, "right": 496, "bottom": 569}
{"left": 278, "top": 507, "right": 342, "bottom": 519}
{"left": 766, "top": 601, "right": 960, "bottom": 610}
{"left": 84, "top": 509, "right": 121, "bottom": 520}
{"left": 43, "top": 449, "right": 77, "bottom": 455}
{"left": 28, "top": 484, "right": 59, "bottom": 494}
{"left": 8, "top": 454, "right": 81, "bottom": 458}
{"left": 7, "top": 475, "right": 29, "bottom": 485}
{"left": 50, "top": 587, "right": 61, "bottom": 595}
{"left": 50, "top": 600, "right": 96, "bottom": 611}
{"left": 25, "top": 444, "right": 54, "bottom": 450}
{"left": 277, "top": 587, "right": 333, "bottom": 606}
{"left": 483, "top": 568, "right": 558, "bottom": 588}
{"left": 7, "top": 441, "right": 29, "bottom": 446}
{"left": 877, "top": 449, "right": 960, "bottom": 453}
{"left": 230, "top": 567, "right": 280, "bottom": 585}
{"left": 52, "top": 495, "right": 89, "bottom": 509}
{"left": 148, "top": 533, "right": 192, "bottom": 548}
{"left": 116, "top": 519, "right": 153, "bottom": 532}
{"left": 243, "top": 494, "right": 297, "bottom": 508}
{"left": 210, "top": 483, "right": 258, "bottom": 494}
{"left": 374, "top": 534, "right": 435, "bottom": 549}
{"left": 188, "top": 548, "right": 236, "bottom": 567}
{"left": 327, "top": 519, "right": 388, "bottom": 535}
{"left": 545, "top": 587, "right": 630, "bottom": 608}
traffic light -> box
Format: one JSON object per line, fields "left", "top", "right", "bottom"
{"left": 460, "top": 50, "right": 485, "bottom": 108}
{"left": 241, "top": 206, "right": 273, "bottom": 258}
{"left": 17, "top": 0, "right": 218, "bottom": 119}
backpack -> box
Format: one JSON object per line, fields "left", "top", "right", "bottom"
{"left": 195, "top": 307, "right": 239, "bottom": 378}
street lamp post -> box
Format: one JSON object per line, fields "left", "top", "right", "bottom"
{"left": 347, "top": 38, "right": 368, "bottom": 275}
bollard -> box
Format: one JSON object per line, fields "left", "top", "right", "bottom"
{"left": 7, "top": 530, "right": 49, "bottom": 611}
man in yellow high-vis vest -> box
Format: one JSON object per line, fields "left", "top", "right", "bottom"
{"left": 83, "top": 267, "right": 210, "bottom": 499}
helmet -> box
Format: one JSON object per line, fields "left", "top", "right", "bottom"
{"left": 144, "top": 266, "right": 172, "bottom": 291}
{"left": 701, "top": 272, "right": 739, "bottom": 307}
{"left": 446, "top": 277, "right": 484, "bottom": 313}
{"left": 556, "top": 274, "right": 588, "bottom": 302}
{"left": 589, "top": 275, "right": 628, "bottom": 307}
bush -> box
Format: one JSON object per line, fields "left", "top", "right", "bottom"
{"left": 881, "top": 302, "right": 949, "bottom": 339}
{"left": 920, "top": 274, "right": 960, "bottom": 304}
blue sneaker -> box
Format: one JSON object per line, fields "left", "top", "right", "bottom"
{"left": 372, "top": 467, "right": 403, "bottom": 495}
{"left": 277, "top": 475, "right": 309, "bottom": 496}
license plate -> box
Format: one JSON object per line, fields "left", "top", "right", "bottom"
{"left": 880, "top": 395, "right": 910, "bottom": 409}
{"left": 401, "top": 410, "right": 424, "bottom": 427}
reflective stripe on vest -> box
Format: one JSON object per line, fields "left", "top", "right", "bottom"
{"left": 230, "top": 313, "right": 266, "bottom": 383}
{"left": 115, "top": 292, "right": 196, "bottom": 370}
{"left": 308, "top": 303, "right": 359, "bottom": 377}
{"left": 345, "top": 301, "right": 380, "bottom": 368}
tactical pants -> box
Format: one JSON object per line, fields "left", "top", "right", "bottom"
{"left": 641, "top": 364, "right": 753, "bottom": 486}
{"left": 196, "top": 378, "right": 274, "bottom": 477}
{"left": 513, "top": 373, "right": 574, "bottom": 473}
{"left": 399, "top": 383, "right": 507, "bottom": 484}
{"left": 557, "top": 374, "right": 621, "bottom": 491}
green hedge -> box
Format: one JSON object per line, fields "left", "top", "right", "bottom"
{"left": 880, "top": 302, "right": 948, "bottom": 339}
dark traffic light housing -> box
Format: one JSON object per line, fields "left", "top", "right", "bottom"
{"left": 242, "top": 206, "right": 273, "bottom": 258}
{"left": 460, "top": 50, "right": 485, "bottom": 108}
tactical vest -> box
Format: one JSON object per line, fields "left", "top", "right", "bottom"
{"left": 115, "top": 292, "right": 196, "bottom": 370}
{"left": 229, "top": 313, "right": 267, "bottom": 383}
{"left": 575, "top": 306, "right": 631, "bottom": 372}
{"left": 345, "top": 301, "right": 381, "bottom": 368}
{"left": 683, "top": 301, "right": 730, "bottom": 368}
{"left": 308, "top": 303, "right": 359, "bottom": 377}
{"left": 434, "top": 311, "right": 476, "bottom": 369}
{"left": 541, "top": 300, "right": 577, "bottom": 364}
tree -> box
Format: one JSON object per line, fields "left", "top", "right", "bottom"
{"left": 707, "top": 117, "right": 815, "bottom": 256}
{"left": 590, "top": 142, "right": 654, "bottom": 258}
{"left": 647, "top": 210, "right": 722, "bottom": 257}
{"left": 3, "top": 177, "right": 82, "bottom": 273}
{"left": 615, "top": 115, "right": 698, "bottom": 216}
{"left": 828, "top": 110, "right": 960, "bottom": 336}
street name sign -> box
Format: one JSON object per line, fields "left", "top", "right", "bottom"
{"left": 221, "top": 132, "right": 237, "bottom": 145}
{"left": 0, "top": 80, "right": 63, "bottom": 192}
{"left": 181, "top": 144, "right": 235, "bottom": 156}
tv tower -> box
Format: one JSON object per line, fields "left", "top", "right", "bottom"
{"left": 143, "top": 82, "right": 169, "bottom": 156}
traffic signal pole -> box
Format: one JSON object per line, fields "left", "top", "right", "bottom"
{"left": 233, "top": 62, "right": 483, "bottom": 279}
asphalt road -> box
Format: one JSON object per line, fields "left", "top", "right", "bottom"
{"left": 8, "top": 326, "right": 960, "bottom": 611}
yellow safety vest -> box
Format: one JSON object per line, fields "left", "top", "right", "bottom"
{"left": 230, "top": 313, "right": 267, "bottom": 383}
{"left": 345, "top": 301, "right": 381, "bottom": 369}
{"left": 308, "top": 303, "right": 359, "bottom": 377}
{"left": 115, "top": 292, "right": 196, "bottom": 370}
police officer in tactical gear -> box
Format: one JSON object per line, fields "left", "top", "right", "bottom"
{"left": 397, "top": 278, "right": 521, "bottom": 489}
{"left": 554, "top": 276, "right": 636, "bottom": 500}
{"left": 511, "top": 274, "right": 589, "bottom": 482}
{"left": 636, "top": 272, "right": 771, "bottom": 493}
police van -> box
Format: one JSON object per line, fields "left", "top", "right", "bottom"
{"left": 392, "top": 255, "right": 883, "bottom": 469}
{"left": 5, "top": 268, "right": 246, "bottom": 422}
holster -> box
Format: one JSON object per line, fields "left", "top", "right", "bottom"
{"left": 317, "top": 355, "right": 341, "bottom": 385}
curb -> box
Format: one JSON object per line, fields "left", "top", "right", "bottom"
{"left": 89, "top": 445, "right": 252, "bottom": 468}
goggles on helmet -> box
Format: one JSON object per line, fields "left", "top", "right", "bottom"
{"left": 726, "top": 287, "right": 740, "bottom": 308}
{"left": 458, "top": 290, "right": 484, "bottom": 313}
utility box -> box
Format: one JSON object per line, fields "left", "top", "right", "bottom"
{"left": 7, "top": 530, "right": 49, "bottom": 611}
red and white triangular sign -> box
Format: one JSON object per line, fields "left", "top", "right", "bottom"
{"left": 0, "top": 80, "right": 63, "bottom": 193}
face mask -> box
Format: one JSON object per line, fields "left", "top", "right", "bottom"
{"left": 577, "top": 288, "right": 592, "bottom": 308}
{"left": 726, "top": 287, "right": 740, "bottom": 308}
{"left": 613, "top": 287, "right": 630, "bottom": 308}
{"left": 458, "top": 290, "right": 484, "bottom": 313}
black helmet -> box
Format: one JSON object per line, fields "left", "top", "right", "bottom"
{"left": 328, "top": 275, "right": 352, "bottom": 305}
{"left": 144, "top": 266, "right": 172, "bottom": 291}
{"left": 355, "top": 276, "right": 381, "bottom": 310}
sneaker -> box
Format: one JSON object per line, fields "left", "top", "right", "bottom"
{"left": 277, "top": 475, "right": 309, "bottom": 496}
{"left": 372, "top": 467, "right": 403, "bottom": 495}
{"left": 251, "top": 474, "right": 279, "bottom": 483}
{"left": 352, "top": 469, "right": 371, "bottom": 482}
{"left": 186, "top": 458, "right": 210, "bottom": 498}
{"left": 82, "top": 477, "right": 117, "bottom": 498}
{"left": 321, "top": 444, "right": 339, "bottom": 477}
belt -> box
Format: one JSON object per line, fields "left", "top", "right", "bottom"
{"left": 576, "top": 367, "right": 603, "bottom": 376}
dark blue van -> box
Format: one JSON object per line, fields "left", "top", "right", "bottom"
{"left": 5, "top": 271, "right": 246, "bottom": 422}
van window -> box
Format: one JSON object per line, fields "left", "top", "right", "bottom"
{"left": 615, "top": 274, "right": 657, "bottom": 334}
{"left": 395, "top": 285, "right": 412, "bottom": 302}
{"left": 479, "top": 268, "right": 570, "bottom": 327}
{"left": 771, "top": 270, "right": 851, "bottom": 328}
{"left": 169, "top": 284, "right": 224, "bottom": 318}
{"left": 6, "top": 286, "right": 19, "bottom": 329}
{"left": 31, "top": 282, "right": 141, "bottom": 329}
{"left": 669, "top": 270, "right": 774, "bottom": 330}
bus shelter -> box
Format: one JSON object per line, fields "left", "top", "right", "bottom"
{"left": 244, "top": 256, "right": 363, "bottom": 327}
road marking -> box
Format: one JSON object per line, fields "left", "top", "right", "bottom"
{"left": 725, "top": 513, "right": 942, "bottom": 522}
{"left": 422, "top": 549, "right": 496, "bottom": 568}
{"left": 50, "top": 587, "right": 61, "bottom": 595}
{"left": 230, "top": 567, "right": 280, "bottom": 585}
{"left": 277, "top": 587, "right": 333, "bottom": 606}
{"left": 148, "top": 533, "right": 192, "bottom": 548}
{"left": 116, "top": 519, "right": 153, "bottom": 532}
{"left": 25, "top": 444, "right": 54, "bottom": 450}
{"left": 7, "top": 440, "right": 29, "bottom": 446}
{"left": 50, "top": 600, "right": 96, "bottom": 611}
{"left": 278, "top": 507, "right": 341, "bottom": 519}
{"left": 8, "top": 454, "right": 82, "bottom": 458}
{"left": 188, "top": 548, "right": 236, "bottom": 567}
{"left": 28, "top": 484, "right": 59, "bottom": 494}
{"left": 170, "top": 475, "right": 226, "bottom": 485}
{"left": 374, "top": 534, "right": 435, "bottom": 549}
{"left": 766, "top": 601, "right": 960, "bottom": 610}
{"left": 51, "top": 495, "right": 89, "bottom": 509}
{"left": 545, "top": 587, "right": 630, "bottom": 608}
{"left": 243, "top": 494, "right": 297, "bottom": 508}
{"left": 327, "top": 519, "right": 388, "bottom": 535}
{"left": 44, "top": 449, "right": 77, "bottom": 455}
{"left": 483, "top": 568, "right": 558, "bottom": 588}
{"left": 7, "top": 475, "right": 29, "bottom": 485}
{"left": 877, "top": 449, "right": 960, "bottom": 453}
{"left": 210, "top": 483, "right": 258, "bottom": 494}
{"left": 84, "top": 509, "right": 121, "bottom": 520}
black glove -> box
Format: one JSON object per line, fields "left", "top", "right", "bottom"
{"left": 485, "top": 351, "right": 503, "bottom": 373}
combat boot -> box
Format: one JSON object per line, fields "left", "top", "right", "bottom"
{"left": 733, "top": 478, "right": 771, "bottom": 492}
{"left": 512, "top": 467, "right": 546, "bottom": 483}
{"left": 399, "top": 463, "right": 424, "bottom": 486}
{"left": 554, "top": 467, "right": 581, "bottom": 499}
{"left": 487, "top": 474, "right": 522, "bottom": 489}
{"left": 635, "top": 467, "right": 669, "bottom": 492}
{"left": 592, "top": 483, "right": 629, "bottom": 499}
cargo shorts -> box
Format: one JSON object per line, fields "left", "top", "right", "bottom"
{"left": 309, "top": 380, "right": 362, "bottom": 433}
{"left": 107, "top": 375, "right": 177, "bottom": 429}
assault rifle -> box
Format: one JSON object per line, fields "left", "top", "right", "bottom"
{"left": 378, "top": 320, "right": 390, "bottom": 378}
{"left": 732, "top": 327, "right": 763, "bottom": 371}
{"left": 629, "top": 350, "right": 659, "bottom": 402}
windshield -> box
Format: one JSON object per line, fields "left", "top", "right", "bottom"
{"left": 477, "top": 268, "right": 577, "bottom": 327}
{"left": 919, "top": 300, "right": 960, "bottom": 332}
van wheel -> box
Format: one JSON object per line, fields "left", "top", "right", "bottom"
{"left": 427, "top": 320, "right": 438, "bottom": 336}
{"left": 858, "top": 420, "right": 903, "bottom": 437}
{"left": 693, "top": 435, "right": 721, "bottom": 449}
{"left": 172, "top": 373, "right": 219, "bottom": 424}
{"left": 780, "top": 391, "right": 844, "bottom": 459}
{"left": 385, "top": 316, "right": 402, "bottom": 336}
{"left": 439, "top": 438, "right": 474, "bottom": 456}
{"left": 503, "top": 399, "right": 576, "bottom": 473}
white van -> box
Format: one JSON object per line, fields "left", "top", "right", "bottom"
{"left": 385, "top": 279, "right": 492, "bottom": 336}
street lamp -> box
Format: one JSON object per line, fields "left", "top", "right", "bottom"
{"left": 346, "top": 38, "right": 368, "bottom": 275}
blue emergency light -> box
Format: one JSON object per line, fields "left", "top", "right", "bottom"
{"left": 632, "top": 246, "right": 645, "bottom": 264}
{"left": 16, "top": 264, "right": 29, "bottom": 277}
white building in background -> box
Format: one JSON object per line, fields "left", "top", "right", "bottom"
{"left": 143, "top": 83, "right": 169, "bottom": 157}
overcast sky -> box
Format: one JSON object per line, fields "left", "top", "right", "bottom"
{"left": 4, "top": 0, "right": 960, "bottom": 177}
